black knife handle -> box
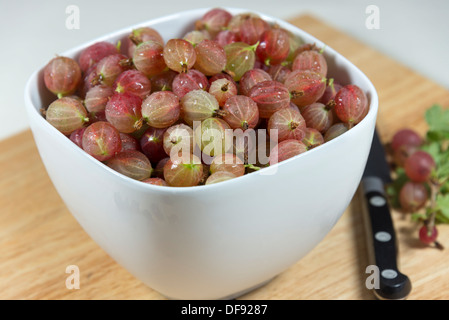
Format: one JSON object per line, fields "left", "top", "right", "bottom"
{"left": 361, "top": 177, "right": 412, "bottom": 300}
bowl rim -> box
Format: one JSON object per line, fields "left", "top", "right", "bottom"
{"left": 24, "top": 7, "right": 379, "bottom": 194}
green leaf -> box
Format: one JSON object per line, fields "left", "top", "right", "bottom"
{"left": 420, "top": 141, "right": 441, "bottom": 162}
{"left": 436, "top": 194, "right": 449, "bottom": 219}
{"left": 420, "top": 140, "right": 449, "bottom": 180}
{"left": 441, "top": 179, "right": 449, "bottom": 194}
{"left": 386, "top": 185, "right": 396, "bottom": 196}
{"left": 425, "top": 104, "right": 449, "bottom": 133}
{"left": 436, "top": 211, "right": 449, "bottom": 224}
{"left": 411, "top": 213, "right": 427, "bottom": 222}
{"left": 437, "top": 160, "right": 449, "bottom": 180}
{"left": 427, "top": 130, "right": 449, "bottom": 142}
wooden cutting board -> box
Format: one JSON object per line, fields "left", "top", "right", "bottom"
{"left": 1, "top": 15, "right": 449, "bottom": 300}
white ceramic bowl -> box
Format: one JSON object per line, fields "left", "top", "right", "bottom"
{"left": 24, "top": 8, "right": 378, "bottom": 300}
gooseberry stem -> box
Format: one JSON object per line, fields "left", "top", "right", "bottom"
{"left": 221, "top": 83, "right": 229, "bottom": 92}
{"left": 427, "top": 179, "right": 439, "bottom": 234}
{"left": 290, "top": 90, "right": 304, "bottom": 99}
{"left": 129, "top": 33, "right": 141, "bottom": 45}
{"left": 245, "top": 41, "right": 259, "bottom": 52}
{"left": 290, "top": 121, "right": 299, "bottom": 130}
{"left": 325, "top": 100, "right": 336, "bottom": 110}
{"left": 134, "top": 118, "right": 144, "bottom": 130}
{"left": 245, "top": 164, "right": 261, "bottom": 171}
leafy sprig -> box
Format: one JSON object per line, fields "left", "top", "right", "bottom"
{"left": 387, "top": 104, "right": 449, "bottom": 248}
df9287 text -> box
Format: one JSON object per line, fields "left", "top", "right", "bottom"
{"left": 225, "top": 304, "right": 267, "bottom": 315}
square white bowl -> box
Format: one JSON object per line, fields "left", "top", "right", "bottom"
{"left": 24, "top": 8, "right": 378, "bottom": 299}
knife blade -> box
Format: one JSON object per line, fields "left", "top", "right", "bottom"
{"left": 361, "top": 128, "right": 412, "bottom": 300}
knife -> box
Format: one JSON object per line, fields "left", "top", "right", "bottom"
{"left": 361, "top": 128, "right": 412, "bottom": 300}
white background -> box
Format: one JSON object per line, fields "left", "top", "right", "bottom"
{"left": 1, "top": 0, "right": 448, "bottom": 140}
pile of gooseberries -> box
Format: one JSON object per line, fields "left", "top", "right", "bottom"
{"left": 42, "top": 8, "right": 369, "bottom": 187}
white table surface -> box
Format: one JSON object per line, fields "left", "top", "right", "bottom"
{"left": 1, "top": 0, "right": 448, "bottom": 140}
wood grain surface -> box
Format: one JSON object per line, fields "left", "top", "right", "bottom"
{"left": 1, "top": 15, "right": 449, "bottom": 300}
